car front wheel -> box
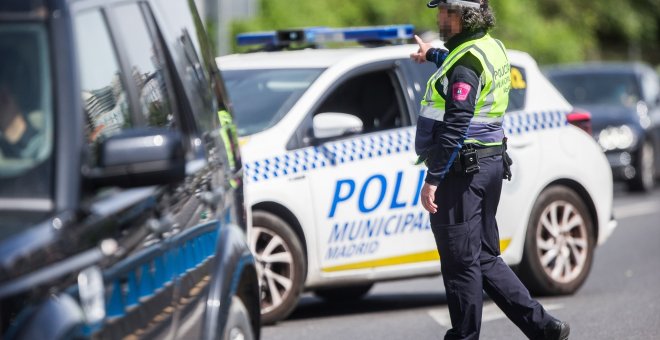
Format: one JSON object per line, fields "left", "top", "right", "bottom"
{"left": 628, "top": 140, "right": 655, "bottom": 192}
{"left": 250, "top": 211, "right": 305, "bottom": 324}
{"left": 518, "top": 186, "right": 595, "bottom": 295}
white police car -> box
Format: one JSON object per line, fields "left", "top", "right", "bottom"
{"left": 217, "top": 25, "right": 617, "bottom": 324}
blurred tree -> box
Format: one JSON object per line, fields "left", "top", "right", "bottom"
{"left": 229, "top": 0, "right": 660, "bottom": 66}
{"left": 489, "top": 0, "right": 596, "bottom": 64}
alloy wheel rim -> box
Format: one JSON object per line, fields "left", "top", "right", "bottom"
{"left": 250, "top": 226, "right": 294, "bottom": 314}
{"left": 536, "top": 200, "right": 589, "bottom": 284}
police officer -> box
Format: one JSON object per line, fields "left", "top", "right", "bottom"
{"left": 410, "top": 1, "right": 570, "bottom": 339}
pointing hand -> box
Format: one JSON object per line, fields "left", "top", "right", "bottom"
{"left": 410, "top": 35, "right": 431, "bottom": 64}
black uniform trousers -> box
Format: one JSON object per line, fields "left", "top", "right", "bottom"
{"left": 430, "top": 154, "right": 554, "bottom": 340}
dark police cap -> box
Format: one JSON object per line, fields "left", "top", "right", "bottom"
{"left": 427, "top": 0, "right": 481, "bottom": 9}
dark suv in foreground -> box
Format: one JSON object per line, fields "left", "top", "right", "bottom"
{"left": 0, "top": 0, "right": 259, "bottom": 339}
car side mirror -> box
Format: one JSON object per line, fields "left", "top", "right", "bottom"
{"left": 85, "top": 128, "right": 186, "bottom": 189}
{"left": 312, "top": 112, "right": 363, "bottom": 141}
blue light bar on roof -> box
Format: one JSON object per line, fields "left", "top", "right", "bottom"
{"left": 236, "top": 31, "right": 278, "bottom": 46}
{"left": 236, "top": 24, "right": 415, "bottom": 47}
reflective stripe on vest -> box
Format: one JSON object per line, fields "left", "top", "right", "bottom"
{"left": 419, "top": 34, "right": 510, "bottom": 124}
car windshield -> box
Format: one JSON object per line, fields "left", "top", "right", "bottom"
{"left": 0, "top": 22, "right": 55, "bottom": 223}
{"left": 548, "top": 72, "right": 641, "bottom": 108}
{"left": 222, "top": 68, "right": 324, "bottom": 136}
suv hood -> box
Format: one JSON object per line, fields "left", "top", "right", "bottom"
{"left": 580, "top": 104, "right": 640, "bottom": 133}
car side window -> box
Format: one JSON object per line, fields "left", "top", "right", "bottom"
{"left": 154, "top": 0, "right": 215, "bottom": 133}
{"left": 0, "top": 23, "right": 54, "bottom": 200}
{"left": 508, "top": 65, "right": 527, "bottom": 112}
{"left": 74, "top": 9, "right": 131, "bottom": 155}
{"left": 112, "top": 3, "right": 175, "bottom": 129}
{"left": 314, "top": 69, "right": 408, "bottom": 135}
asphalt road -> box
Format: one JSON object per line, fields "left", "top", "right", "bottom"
{"left": 262, "top": 184, "right": 660, "bottom": 340}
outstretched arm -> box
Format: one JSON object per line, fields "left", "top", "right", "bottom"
{"left": 410, "top": 35, "right": 431, "bottom": 64}
{"left": 410, "top": 35, "right": 448, "bottom": 67}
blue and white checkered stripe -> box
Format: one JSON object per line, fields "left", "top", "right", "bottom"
{"left": 246, "top": 110, "right": 569, "bottom": 183}
{"left": 245, "top": 130, "right": 414, "bottom": 183}
{"left": 503, "top": 110, "right": 569, "bottom": 136}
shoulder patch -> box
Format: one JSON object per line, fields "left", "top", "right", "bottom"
{"left": 452, "top": 82, "right": 472, "bottom": 101}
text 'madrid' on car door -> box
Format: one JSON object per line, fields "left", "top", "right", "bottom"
{"left": 305, "top": 66, "right": 438, "bottom": 275}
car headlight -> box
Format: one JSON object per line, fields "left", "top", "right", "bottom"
{"left": 598, "top": 125, "right": 637, "bottom": 151}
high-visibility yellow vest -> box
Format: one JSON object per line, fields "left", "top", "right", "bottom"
{"left": 420, "top": 34, "right": 511, "bottom": 137}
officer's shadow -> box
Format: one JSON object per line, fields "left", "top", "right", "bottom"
{"left": 285, "top": 291, "right": 450, "bottom": 321}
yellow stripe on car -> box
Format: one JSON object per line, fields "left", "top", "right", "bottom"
{"left": 322, "top": 238, "right": 511, "bottom": 273}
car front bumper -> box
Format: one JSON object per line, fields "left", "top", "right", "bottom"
{"left": 599, "top": 214, "right": 618, "bottom": 245}
{"left": 605, "top": 150, "right": 637, "bottom": 180}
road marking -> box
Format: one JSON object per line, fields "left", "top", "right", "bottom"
{"left": 428, "top": 303, "right": 564, "bottom": 328}
{"left": 613, "top": 201, "right": 659, "bottom": 220}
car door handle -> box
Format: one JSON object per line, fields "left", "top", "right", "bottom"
{"left": 289, "top": 175, "right": 306, "bottom": 181}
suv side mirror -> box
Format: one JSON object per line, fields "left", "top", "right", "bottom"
{"left": 85, "top": 128, "right": 186, "bottom": 189}
{"left": 312, "top": 112, "right": 363, "bottom": 140}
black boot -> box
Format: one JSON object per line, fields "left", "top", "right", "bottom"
{"left": 543, "top": 319, "right": 570, "bottom": 340}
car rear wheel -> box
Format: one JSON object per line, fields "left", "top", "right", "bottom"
{"left": 518, "top": 186, "right": 595, "bottom": 295}
{"left": 250, "top": 211, "right": 305, "bottom": 324}
{"left": 628, "top": 140, "right": 655, "bottom": 192}
{"left": 313, "top": 283, "right": 374, "bottom": 302}
{"left": 222, "top": 296, "right": 255, "bottom": 340}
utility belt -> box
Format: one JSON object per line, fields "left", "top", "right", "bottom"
{"left": 452, "top": 138, "right": 513, "bottom": 180}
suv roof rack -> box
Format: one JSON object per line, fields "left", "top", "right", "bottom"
{"left": 236, "top": 24, "right": 414, "bottom": 51}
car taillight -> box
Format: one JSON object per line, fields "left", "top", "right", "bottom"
{"left": 566, "top": 109, "right": 592, "bottom": 135}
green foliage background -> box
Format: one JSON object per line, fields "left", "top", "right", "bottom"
{"left": 230, "top": 0, "right": 660, "bottom": 66}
